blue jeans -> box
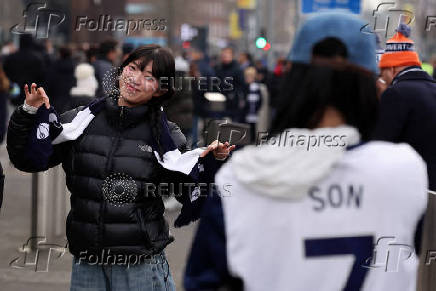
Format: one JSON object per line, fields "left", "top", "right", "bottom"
{"left": 70, "top": 253, "right": 176, "bottom": 291}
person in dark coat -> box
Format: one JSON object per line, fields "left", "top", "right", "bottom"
{"left": 373, "top": 24, "right": 436, "bottom": 291}
{"left": 3, "top": 35, "right": 46, "bottom": 106}
{"left": 214, "top": 47, "right": 245, "bottom": 122}
{"left": 373, "top": 24, "right": 436, "bottom": 191}
{"left": 46, "top": 46, "right": 76, "bottom": 114}
{"left": 164, "top": 70, "right": 193, "bottom": 139}
{"left": 93, "top": 39, "right": 120, "bottom": 98}
{"left": 189, "top": 48, "right": 215, "bottom": 147}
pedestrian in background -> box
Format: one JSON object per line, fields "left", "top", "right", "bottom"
{"left": 189, "top": 47, "right": 215, "bottom": 148}
{"left": 238, "top": 52, "right": 253, "bottom": 70}
{"left": 70, "top": 63, "right": 98, "bottom": 108}
{"left": 93, "top": 39, "right": 120, "bottom": 97}
{"left": 164, "top": 54, "right": 193, "bottom": 145}
{"left": 86, "top": 46, "right": 99, "bottom": 64}
{"left": 374, "top": 24, "right": 436, "bottom": 190}
{"left": 214, "top": 47, "right": 245, "bottom": 122}
{"left": 243, "top": 66, "right": 269, "bottom": 142}
{"left": 268, "top": 58, "right": 291, "bottom": 118}
{"left": 3, "top": 35, "right": 46, "bottom": 106}
{"left": 373, "top": 24, "right": 436, "bottom": 291}
{"left": 254, "top": 59, "right": 268, "bottom": 84}
{"left": 46, "top": 46, "right": 76, "bottom": 114}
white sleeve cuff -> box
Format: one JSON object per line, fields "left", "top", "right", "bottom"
{"left": 22, "top": 101, "right": 38, "bottom": 114}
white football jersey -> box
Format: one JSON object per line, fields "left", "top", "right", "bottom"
{"left": 216, "top": 142, "right": 427, "bottom": 291}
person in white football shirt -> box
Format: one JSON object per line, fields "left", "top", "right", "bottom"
{"left": 184, "top": 11, "right": 427, "bottom": 291}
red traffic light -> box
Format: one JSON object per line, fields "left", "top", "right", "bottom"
{"left": 262, "top": 42, "right": 271, "bottom": 51}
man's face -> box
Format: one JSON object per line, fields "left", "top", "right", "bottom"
{"left": 190, "top": 50, "right": 202, "bottom": 61}
{"left": 221, "top": 49, "right": 233, "bottom": 64}
{"left": 108, "top": 47, "right": 121, "bottom": 64}
{"left": 238, "top": 53, "right": 247, "bottom": 64}
{"left": 118, "top": 60, "right": 163, "bottom": 107}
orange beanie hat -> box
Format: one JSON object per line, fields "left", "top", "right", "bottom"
{"left": 378, "top": 24, "right": 421, "bottom": 68}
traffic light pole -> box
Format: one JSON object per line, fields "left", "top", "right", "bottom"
{"left": 267, "top": 0, "right": 275, "bottom": 69}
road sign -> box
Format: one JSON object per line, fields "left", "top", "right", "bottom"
{"left": 301, "top": 0, "right": 361, "bottom": 14}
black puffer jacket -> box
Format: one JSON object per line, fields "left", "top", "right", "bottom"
{"left": 7, "top": 97, "right": 197, "bottom": 260}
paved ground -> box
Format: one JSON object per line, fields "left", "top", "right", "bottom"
{"left": 0, "top": 143, "right": 198, "bottom": 291}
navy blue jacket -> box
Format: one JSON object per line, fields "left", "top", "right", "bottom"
{"left": 184, "top": 192, "right": 243, "bottom": 291}
{"left": 373, "top": 66, "right": 436, "bottom": 190}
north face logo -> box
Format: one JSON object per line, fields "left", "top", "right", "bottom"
{"left": 138, "top": 144, "right": 152, "bottom": 152}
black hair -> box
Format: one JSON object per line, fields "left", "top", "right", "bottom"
{"left": 221, "top": 47, "right": 234, "bottom": 54}
{"left": 122, "top": 43, "right": 134, "bottom": 56}
{"left": 19, "top": 34, "right": 34, "bottom": 49}
{"left": 270, "top": 62, "right": 378, "bottom": 141}
{"left": 312, "top": 37, "right": 348, "bottom": 59}
{"left": 118, "top": 44, "right": 175, "bottom": 157}
{"left": 58, "top": 46, "right": 72, "bottom": 59}
{"left": 86, "top": 47, "right": 99, "bottom": 63}
{"left": 99, "top": 39, "right": 118, "bottom": 57}
{"left": 240, "top": 52, "right": 253, "bottom": 63}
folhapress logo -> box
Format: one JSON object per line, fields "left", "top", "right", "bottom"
{"left": 10, "top": 2, "right": 65, "bottom": 39}
{"left": 362, "top": 236, "right": 414, "bottom": 272}
{"left": 9, "top": 236, "right": 68, "bottom": 272}
{"left": 360, "top": 2, "right": 414, "bottom": 38}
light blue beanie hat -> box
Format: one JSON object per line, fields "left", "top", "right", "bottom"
{"left": 289, "top": 11, "right": 377, "bottom": 74}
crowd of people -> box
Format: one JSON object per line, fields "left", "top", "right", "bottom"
{"left": 0, "top": 35, "right": 286, "bottom": 150}
{"left": 0, "top": 9, "right": 436, "bottom": 291}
